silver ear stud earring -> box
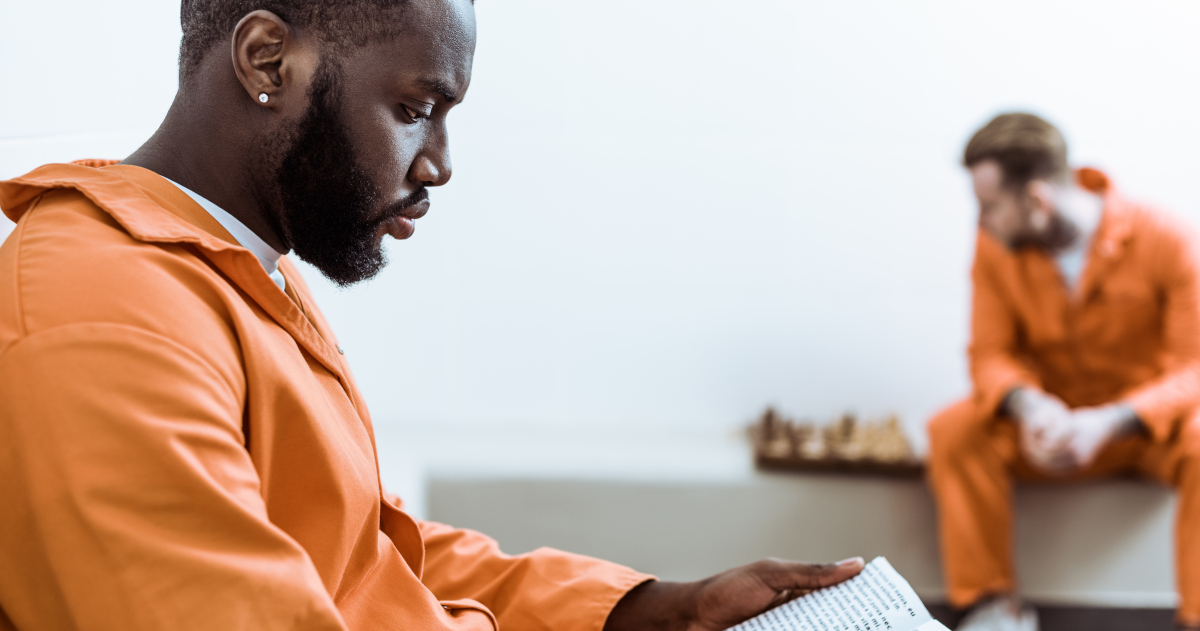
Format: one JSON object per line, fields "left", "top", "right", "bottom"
{"left": 258, "top": 93, "right": 269, "bottom": 103}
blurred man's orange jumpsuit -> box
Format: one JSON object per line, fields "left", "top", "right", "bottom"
{"left": 927, "top": 168, "right": 1200, "bottom": 621}
{"left": 0, "top": 162, "right": 651, "bottom": 630}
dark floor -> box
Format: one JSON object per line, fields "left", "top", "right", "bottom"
{"left": 927, "top": 603, "right": 1176, "bottom": 630}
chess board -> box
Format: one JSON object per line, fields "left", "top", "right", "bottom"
{"left": 750, "top": 408, "right": 925, "bottom": 477}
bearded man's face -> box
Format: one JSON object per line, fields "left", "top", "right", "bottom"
{"left": 269, "top": 58, "right": 427, "bottom": 286}
{"left": 253, "top": 0, "right": 475, "bottom": 286}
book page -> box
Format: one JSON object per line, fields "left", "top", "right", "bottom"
{"left": 726, "top": 557, "right": 947, "bottom": 631}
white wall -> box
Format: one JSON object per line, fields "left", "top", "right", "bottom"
{"left": 5, "top": 1, "right": 1200, "bottom": 451}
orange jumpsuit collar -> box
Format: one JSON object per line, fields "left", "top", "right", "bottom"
{"left": 0, "top": 160, "right": 240, "bottom": 250}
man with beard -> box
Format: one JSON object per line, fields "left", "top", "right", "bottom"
{"left": 927, "top": 112, "right": 1200, "bottom": 631}
{"left": 0, "top": 0, "right": 864, "bottom": 629}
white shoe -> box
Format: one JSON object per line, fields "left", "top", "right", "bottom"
{"left": 955, "top": 596, "right": 1037, "bottom": 631}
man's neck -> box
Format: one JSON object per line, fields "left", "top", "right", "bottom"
{"left": 122, "top": 88, "right": 289, "bottom": 253}
{"left": 1044, "top": 185, "right": 1104, "bottom": 254}
{"left": 1061, "top": 186, "right": 1104, "bottom": 247}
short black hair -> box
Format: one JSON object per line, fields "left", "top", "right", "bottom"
{"left": 178, "top": 0, "right": 410, "bottom": 82}
{"left": 963, "top": 113, "right": 1070, "bottom": 191}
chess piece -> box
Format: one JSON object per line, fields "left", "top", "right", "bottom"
{"left": 798, "top": 422, "right": 827, "bottom": 459}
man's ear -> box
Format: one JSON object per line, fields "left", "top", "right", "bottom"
{"left": 231, "top": 10, "right": 309, "bottom": 109}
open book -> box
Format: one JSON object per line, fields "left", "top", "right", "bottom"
{"left": 727, "top": 557, "right": 949, "bottom": 631}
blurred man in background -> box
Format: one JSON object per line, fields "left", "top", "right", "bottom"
{"left": 927, "top": 113, "right": 1200, "bottom": 631}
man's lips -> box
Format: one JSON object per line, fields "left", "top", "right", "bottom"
{"left": 382, "top": 198, "right": 430, "bottom": 240}
{"left": 397, "top": 199, "right": 429, "bottom": 221}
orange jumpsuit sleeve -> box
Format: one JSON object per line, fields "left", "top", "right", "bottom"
{"left": 0, "top": 324, "right": 346, "bottom": 630}
{"left": 968, "top": 235, "right": 1042, "bottom": 415}
{"left": 1123, "top": 223, "right": 1200, "bottom": 441}
{"left": 417, "top": 519, "right": 653, "bottom": 631}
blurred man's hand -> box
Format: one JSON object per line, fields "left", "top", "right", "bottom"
{"left": 1061, "top": 404, "right": 1140, "bottom": 469}
{"left": 603, "top": 557, "right": 864, "bottom": 631}
{"left": 1006, "top": 388, "right": 1142, "bottom": 472}
{"left": 1006, "top": 387, "right": 1076, "bottom": 471}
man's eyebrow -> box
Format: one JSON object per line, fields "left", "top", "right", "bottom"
{"left": 417, "top": 78, "right": 460, "bottom": 103}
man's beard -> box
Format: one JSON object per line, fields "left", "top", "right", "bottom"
{"left": 1005, "top": 206, "right": 1080, "bottom": 253}
{"left": 267, "top": 57, "right": 427, "bottom": 287}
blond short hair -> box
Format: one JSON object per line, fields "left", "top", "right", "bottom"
{"left": 963, "top": 113, "right": 1070, "bottom": 190}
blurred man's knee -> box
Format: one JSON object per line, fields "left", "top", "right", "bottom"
{"left": 927, "top": 398, "right": 989, "bottom": 463}
{"left": 1178, "top": 410, "right": 1200, "bottom": 460}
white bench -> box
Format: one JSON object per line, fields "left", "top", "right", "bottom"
{"left": 376, "top": 425, "right": 1176, "bottom": 607}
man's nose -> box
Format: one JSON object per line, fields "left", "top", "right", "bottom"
{"left": 410, "top": 154, "right": 451, "bottom": 187}
{"left": 409, "top": 133, "right": 452, "bottom": 187}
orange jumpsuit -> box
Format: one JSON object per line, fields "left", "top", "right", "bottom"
{"left": 927, "top": 168, "right": 1200, "bottom": 621}
{"left": 0, "top": 162, "right": 651, "bottom": 630}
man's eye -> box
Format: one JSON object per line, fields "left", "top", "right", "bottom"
{"left": 400, "top": 104, "right": 427, "bottom": 123}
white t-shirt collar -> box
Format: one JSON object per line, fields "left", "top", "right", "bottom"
{"left": 164, "top": 178, "right": 287, "bottom": 291}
